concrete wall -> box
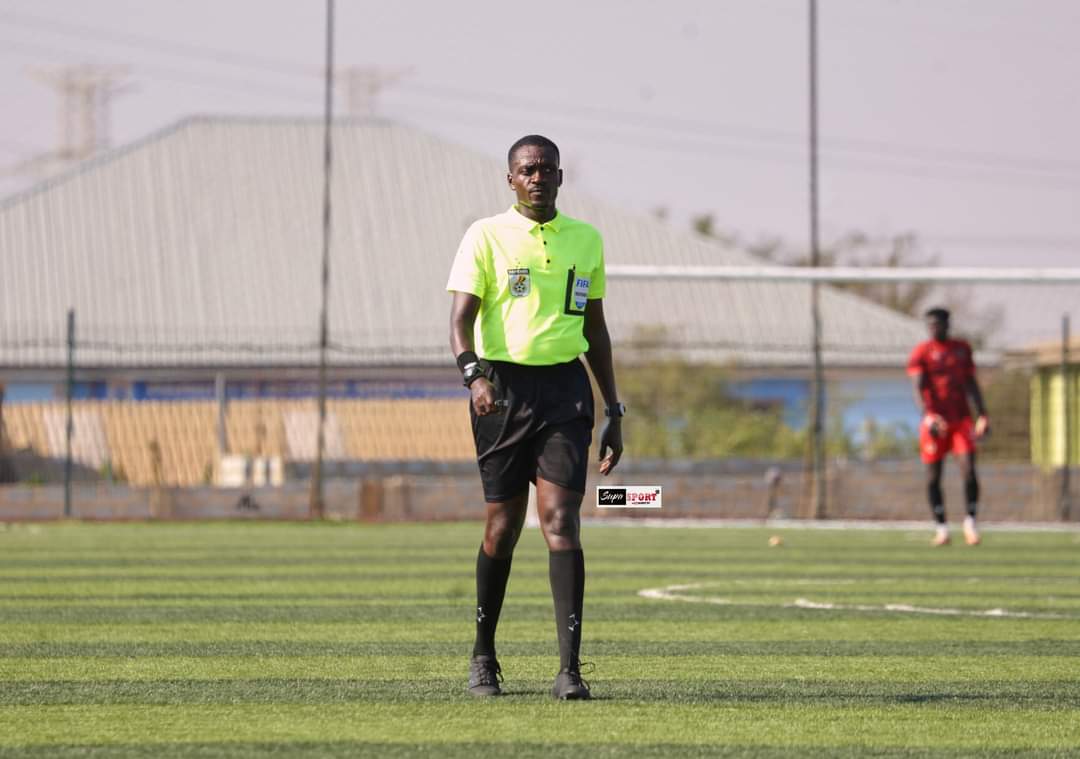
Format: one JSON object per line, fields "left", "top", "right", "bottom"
{"left": 1, "top": 460, "right": 1076, "bottom": 523}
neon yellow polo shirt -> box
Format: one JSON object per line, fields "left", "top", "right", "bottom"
{"left": 446, "top": 205, "right": 606, "bottom": 365}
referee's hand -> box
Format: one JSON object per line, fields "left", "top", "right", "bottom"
{"left": 470, "top": 378, "right": 499, "bottom": 416}
{"left": 599, "top": 419, "right": 623, "bottom": 476}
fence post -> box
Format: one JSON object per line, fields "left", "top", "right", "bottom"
{"left": 215, "top": 372, "right": 228, "bottom": 456}
{"left": 1062, "top": 314, "right": 1072, "bottom": 521}
{"left": 309, "top": 0, "right": 335, "bottom": 521}
{"left": 64, "top": 309, "right": 75, "bottom": 518}
{"left": 0, "top": 384, "right": 10, "bottom": 483}
{"left": 807, "top": 0, "right": 827, "bottom": 519}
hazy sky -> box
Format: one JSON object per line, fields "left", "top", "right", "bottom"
{"left": 2, "top": 0, "right": 1077, "bottom": 342}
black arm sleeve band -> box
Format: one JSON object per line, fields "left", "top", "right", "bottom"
{"left": 456, "top": 351, "right": 480, "bottom": 373}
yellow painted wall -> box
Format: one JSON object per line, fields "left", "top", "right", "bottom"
{"left": 1031, "top": 368, "right": 1080, "bottom": 468}
{"left": 1, "top": 399, "right": 474, "bottom": 486}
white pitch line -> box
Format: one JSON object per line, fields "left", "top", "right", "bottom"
{"left": 637, "top": 584, "right": 731, "bottom": 605}
{"left": 638, "top": 582, "right": 1077, "bottom": 620}
{"left": 589, "top": 517, "right": 1080, "bottom": 533}
{"left": 733, "top": 578, "right": 859, "bottom": 587}
{"left": 788, "top": 598, "right": 1072, "bottom": 620}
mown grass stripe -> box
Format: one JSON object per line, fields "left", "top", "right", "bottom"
{"left": 3, "top": 678, "right": 1080, "bottom": 707}
{"left": 4, "top": 595, "right": 1078, "bottom": 612}
{"left": 3, "top": 618, "right": 1076, "bottom": 643}
{"left": 3, "top": 639, "right": 1080, "bottom": 658}
{"left": 0, "top": 743, "right": 1075, "bottom": 759}
{"left": 1, "top": 703, "right": 1077, "bottom": 749}
{"left": 6, "top": 572, "right": 1080, "bottom": 584}
{"left": 1, "top": 655, "right": 1076, "bottom": 683}
{"left": 2, "top": 547, "right": 1078, "bottom": 574}
{"left": 4, "top": 603, "right": 1080, "bottom": 624}
{"left": 5, "top": 585, "right": 1080, "bottom": 603}
{"left": 3, "top": 559, "right": 1079, "bottom": 580}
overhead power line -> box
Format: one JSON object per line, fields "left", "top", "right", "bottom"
{"left": 2, "top": 32, "right": 1076, "bottom": 192}
{"left": 0, "top": 9, "right": 315, "bottom": 79}
{"left": 0, "top": 38, "right": 321, "bottom": 105}
{"left": 391, "top": 82, "right": 1080, "bottom": 179}
{"left": 3, "top": 7, "right": 1078, "bottom": 179}
{"left": 387, "top": 104, "right": 1080, "bottom": 191}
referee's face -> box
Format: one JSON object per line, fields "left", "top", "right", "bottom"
{"left": 508, "top": 145, "right": 562, "bottom": 214}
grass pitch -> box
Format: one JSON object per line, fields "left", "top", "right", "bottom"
{"left": 1, "top": 520, "right": 1078, "bottom": 757}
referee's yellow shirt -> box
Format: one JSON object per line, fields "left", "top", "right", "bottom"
{"left": 446, "top": 205, "right": 606, "bottom": 366}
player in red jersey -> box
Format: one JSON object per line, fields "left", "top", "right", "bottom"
{"left": 907, "top": 308, "right": 990, "bottom": 546}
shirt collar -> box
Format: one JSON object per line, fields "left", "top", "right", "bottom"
{"left": 506, "top": 205, "right": 562, "bottom": 232}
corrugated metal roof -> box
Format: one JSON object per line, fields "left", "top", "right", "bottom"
{"left": 0, "top": 116, "right": 925, "bottom": 369}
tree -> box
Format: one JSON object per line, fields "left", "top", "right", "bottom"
{"left": 977, "top": 368, "right": 1032, "bottom": 461}
{"left": 614, "top": 357, "right": 805, "bottom": 459}
{"left": 689, "top": 215, "right": 1003, "bottom": 346}
{"left": 616, "top": 327, "right": 822, "bottom": 460}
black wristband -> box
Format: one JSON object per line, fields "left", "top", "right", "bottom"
{"left": 462, "top": 364, "right": 486, "bottom": 388}
{"left": 456, "top": 351, "right": 479, "bottom": 373}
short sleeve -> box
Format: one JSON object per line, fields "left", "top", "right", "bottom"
{"left": 906, "top": 344, "right": 925, "bottom": 376}
{"left": 446, "top": 223, "right": 488, "bottom": 298}
{"left": 587, "top": 232, "right": 605, "bottom": 300}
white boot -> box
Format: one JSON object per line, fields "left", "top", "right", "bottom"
{"left": 963, "top": 515, "right": 980, "bottom": 546}
{"left": 932, "top": 525, "right": 951, "bottom": 547}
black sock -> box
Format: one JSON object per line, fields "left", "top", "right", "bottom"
{"left": 965, "top": 476, "right": 979, "bottom": 517}
{"left": 549, "top": 549, "right": 585, "bottom": 671}
{"left": 473, "top": 546, "right": 512, "bottom": 658}
{"left": 928, "top": 481, "right": 945, "bottom": 524}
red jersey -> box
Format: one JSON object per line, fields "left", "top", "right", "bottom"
{"left": 907, "top": 339, "right": 976, "bottom": 422}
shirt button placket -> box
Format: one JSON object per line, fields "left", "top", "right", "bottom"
{"left": 538, "top": 226, "right": 549, "bottom": 264}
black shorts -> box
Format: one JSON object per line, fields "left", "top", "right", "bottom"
{"left": 469, "top": 359, "right": 594, "bottom": 502}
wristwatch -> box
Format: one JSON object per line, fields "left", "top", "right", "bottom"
{"left": 604, "top": 402, "right": 626, "bottom": 418}
{"left": 462, "top": 363, "right": 485, "bottom": 388}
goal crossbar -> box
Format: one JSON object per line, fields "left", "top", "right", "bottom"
{"left": 605, "top": 265, "right": 1080, "bottom": 284}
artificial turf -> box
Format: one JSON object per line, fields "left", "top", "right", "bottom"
{"left": 0, "top": 521, "right": 1078, "bottom": 757}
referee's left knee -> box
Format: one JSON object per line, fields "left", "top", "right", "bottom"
{"left": 542, "top": 507, "right": 579, "bottom": 542}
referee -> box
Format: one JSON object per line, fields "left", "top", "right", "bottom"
{"left": 447, "top": 135, "right": 623, "bottom": 700}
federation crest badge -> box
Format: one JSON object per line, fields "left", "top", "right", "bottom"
{"left": 508, "top": 268, "right": 530, "bottom": 297}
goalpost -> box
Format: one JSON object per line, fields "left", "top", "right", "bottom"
{"left": 606, "top": 266, "right": 1080, "bottom": 284}
{"left": 603, "top": 265, "right": 1080, "bottom": 522}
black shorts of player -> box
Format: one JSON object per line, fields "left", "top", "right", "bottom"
{"left": 469, "top": 358, "right": 594, "bottom": 503}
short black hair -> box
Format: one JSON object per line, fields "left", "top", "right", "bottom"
{"left": 508, "top": 135, "right": 560, "bottom": 167}
{"left": 924, "top": 307, "right": 951, "bottom": 321}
